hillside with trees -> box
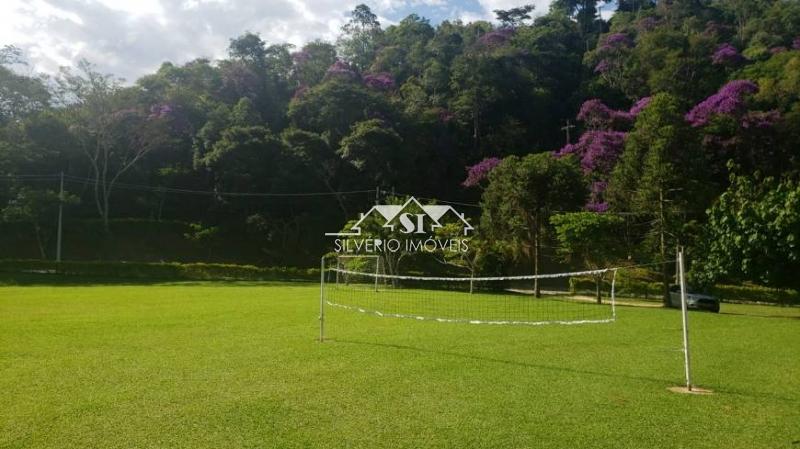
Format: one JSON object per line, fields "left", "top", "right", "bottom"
{"left": 2, "top": 1, "right": 799, "bottom": 298}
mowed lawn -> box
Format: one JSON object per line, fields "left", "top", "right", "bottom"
{"left": 1, "top": 283, "right": 799, "bottom": 449}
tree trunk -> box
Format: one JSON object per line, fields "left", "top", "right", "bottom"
{"left": 103, "top": 192, "right": 110, "bottom": 230}
{"left": 33, "top": 223, "right": 47, "bottom": 260}
{"left": 595, "top": 276, "right": 602, "bottom": 304}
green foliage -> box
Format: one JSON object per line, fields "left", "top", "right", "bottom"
{"left": 695, "top": 169, "right": 800, "bottom": 289}
{"left": 1, "top": 1, "right": 800, "bottom": 281}
{"left": 481, "top": 153, "right": 585, "bottom": 293}
{"left": 198, "top": 126, "right": 284, "bottom": 181}
{"left": 337, "top": 4, "right": 383, "bottom": 71}
{"left": 338, "top": 119, "right": 403, "bottom": 185}
{"left": 287, "top": 78, "right": 392, "bottom": 146}
{"left": 333, "top": 195, "right": 416, "bottom": 275}
{"left": 608, "top": 93, "right": 708, "bottom": 302}
{"left": 0, "top": 60, "right": 50, "bottom": 122}
{"left": 0, "top": 259, "right": 319, "bottom": 282}
{"left": 494, "top": 4, "right": 535, "bottom": 28}
{"left": 711, "top": 283, "right": 800, "bottom": 306}
{"left": 183, "top": 222, "right": 220, "bottom": 244}
{"left": 609, "top": 93, "right": 705, "bottom": 248}
{"left": 432, "top": 222, "right": 489, "bottom": 278}
{"left": 551, "top": 212, "right": 625, "bottom": 267}
{"left": 551, "top": 212, "right": 625, "bottom": 301}
{"left": 293, "top": 40, "right": 337, "bottom": 87}
{"left": 569, "top": 276, "right": 662, "bottom": 299}
{"left": 2, "top": 187, "right": 79, "bottom": 259}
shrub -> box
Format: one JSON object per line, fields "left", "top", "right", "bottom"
{"left": 0, "top": 260, "right": 319, "bottom": 282}
{"left": 711, "top": 284, "right": 799, "bottom": 306}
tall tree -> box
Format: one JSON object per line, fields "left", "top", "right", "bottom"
{"left": 291, "top": 41, "right": 337, "bottom": 87}
{"left": 551, "top": 0, "right": 600, "bottom": 36}
{"left": 0, "top": 46, "right": 50, "bottom": 124}
{"left": 59, "top": 61, "right": 171, "bottom": 229}
{"left": 550, "top": 211, "right": 625, "bottom": 302}
{"left": 607, "top": 93, "right": 705, "bottom": 305}
{"left": 338, "top": 119, "right": 403, "bottom": 187}
{"left": 481, "top": 153, "right": 586, "bottom": 296}
{"left": 494, "top": 4, "right": 535, "bottom": 28}
{"left": 337, "top": 4, "right": 383, "bottom": 71}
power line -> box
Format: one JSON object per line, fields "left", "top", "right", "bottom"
{"left": 2, "top": 173, "right": 377, "bottom": 198}
{"left": 0, "top": 174, "right": 703, "bottom": 215}
{"left": 387, "top": 190, "right": 482, "bottom": 208}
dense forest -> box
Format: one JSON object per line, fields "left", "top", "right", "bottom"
{"left": 1, "top": 0, "right": 799, "bottom": 295}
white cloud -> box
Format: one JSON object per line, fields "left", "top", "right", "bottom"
{"left": 0, "top": 0, "right": 562, "bottom": 83}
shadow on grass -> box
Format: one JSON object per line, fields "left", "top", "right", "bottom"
{"left": 333, "top": 339, "right": 800, "bottom": 404}
{"left": 333, "top": 338, "right": 673, "bottom": 386}
{"left": 718, "top": 311, "right": 800, "bottom": 320}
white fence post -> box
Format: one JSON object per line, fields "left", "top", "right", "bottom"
{"left": 678, "top": 250, "right": 692, "bottom": 390}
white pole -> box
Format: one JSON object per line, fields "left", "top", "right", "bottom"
{"left": 56, "top": 171, "right": 64, "bottom": 263}
{"left": 374, "top": 257, "right": 379, "bottom": 292}
{"left": 610, "top": 269, "right": 617, "bottom": 321}
{"left": 678, "top": 250, "right": 692, "bottom": 390}
{"left": 320, "top": 256, "right": 326, "bottom": 343}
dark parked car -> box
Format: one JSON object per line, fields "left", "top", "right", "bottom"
{"left": 669, "top": 285, "right": 720, "bottom": 313}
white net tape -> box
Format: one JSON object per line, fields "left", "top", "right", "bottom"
{"left": 332, "top": 267, "right": 610, "bottom": 282}
{"left": 322, "top": 258, "right": 618, "bottom": 327}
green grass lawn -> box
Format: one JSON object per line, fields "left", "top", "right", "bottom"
{"left": 325, "top": 283, "right": 615, "bottom": 324}
{"left": 1, "top": 282, "right": 799, "bottom": 449}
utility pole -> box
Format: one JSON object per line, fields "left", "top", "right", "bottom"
{"left": 561, "top": 120, "right": 575, "bottom": 145}
{"left": 56, "top": 171, "right": 64, "bottom": 263}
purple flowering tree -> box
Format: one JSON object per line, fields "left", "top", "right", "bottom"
{"left": 438, "top": 108, "right": 455, "bottom": 123}
{"left": 688, "top": 80, "right": 783, "bottom": 175}
{"left": 147, "top": 103, "right": 191, "bottom": 135}
{"left": 628, "top": 97, "right": 652, "bottom": 116}
{"left": 324, "top": 60, "right": 359, "bottom": 82}
{"left": 574, "top": 97, "right": 651, "bottom": 130}
{"left": 477, "top": 28, "right": 515, "bottom": 49}
{"left": 557, "top": 96, "right": 651, "bottom": 211}
{"left": 219, "top": 62, "right": 261, "bottom": 101}
{"left": 291, "top": 49, "right": 310, "bottom": 65}
{"left": 591, "top": 33, "right": 638, "bottom": 99}
{"left": 740, "top": 110, "right": 781, "bottom": 129}
{"left": 363, "top": 72, "right": 395, "bottom": 91}
{"left": 576, "top": 98, "right": 650, "bottom": 130}
{"left": 636, "top": 17, "right": 659, "bottom": 32}
{"left": 599, "top": 33, "right": 633, "bottom": 51}
{"left": 462, "top": 157, "right": 502, "bottom": 188}
{"left": 577, "top": 99, "right": 628, "bottom": 129}
{"left": 685, "top": 80, "right": 759, "bottom": 127}
{"left": 586, "top": 181, "right": 610, "bottom": 213}
{"left": 711, "top": 43, "right": 744, "bottom": 65}
{"left": 556, "top": 130, "right": 627, "bottom": 176}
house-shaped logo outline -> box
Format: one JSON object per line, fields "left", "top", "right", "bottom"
{"left": 324, "top": 196, "right": 473, "bottom": 236}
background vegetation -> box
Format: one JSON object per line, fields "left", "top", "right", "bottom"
{"left": 2, "top": 0, "right": 799, "bottom": 301}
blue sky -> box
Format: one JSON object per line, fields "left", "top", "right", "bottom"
{"left": 0, "top": 0, "right": 614, "bottom": 82}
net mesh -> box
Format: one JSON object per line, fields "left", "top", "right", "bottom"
{"left": 323, "top": 256, "right": 617, "bottom": 326}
